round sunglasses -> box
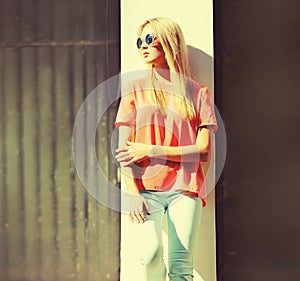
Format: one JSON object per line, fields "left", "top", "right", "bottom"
{"left": 136, "top": 33, "right": 157, "bottom": 49}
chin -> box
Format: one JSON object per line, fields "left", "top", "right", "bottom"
{"left": 145, "top": 59, "right": 161, "bottom": 67}
{"left": 144, "top": 58, "right": 154, "bottom": 63}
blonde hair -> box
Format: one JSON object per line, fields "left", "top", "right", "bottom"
{"left": 137, "top": 17, "right": 195, "bottom": 119}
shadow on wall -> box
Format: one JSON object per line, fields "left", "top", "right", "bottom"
{"left": 188, "top": 45, "right": 213, "bottom": 91}
{"left": 187, "top": 45, "right": 217, "bottom": 281}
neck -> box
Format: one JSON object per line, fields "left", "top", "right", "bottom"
{"left": 153, "top": 66, "right": 171, "bottom": 81}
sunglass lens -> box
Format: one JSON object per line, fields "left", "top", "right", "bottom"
{"left": 137, "top": 38, "right": 142, "bottom": 49}
{"left": 145, "top": 34, "right": 153, "bottom": 45}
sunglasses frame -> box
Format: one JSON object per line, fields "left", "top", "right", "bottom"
{"left": 136, "top": 33, "right": 157, "bottom": 49}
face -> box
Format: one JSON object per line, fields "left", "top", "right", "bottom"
{"left": 138, "top": 24, "right": 168, "bottom": 69}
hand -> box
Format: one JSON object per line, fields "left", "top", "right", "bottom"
{"left": 127, "top": 193, "right": 151, "bottom": 223}
{"left": 115, "top": 141, "right": 152, "bottom": 165}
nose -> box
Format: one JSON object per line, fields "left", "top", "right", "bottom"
{"left": 141, "top": 41, "right": 148, "bottom": 49}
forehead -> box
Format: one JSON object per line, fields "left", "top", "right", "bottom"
{"left": 140, "top": 24, "right": 154, "bottom": 37}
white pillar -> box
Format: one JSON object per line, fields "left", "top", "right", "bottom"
{"left": 121, "top": 2, "right": 216, "bottom": 280}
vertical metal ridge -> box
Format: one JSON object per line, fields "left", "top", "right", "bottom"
{"left": 93, "top": 2, "right": 102, "bottom": 273}
{"left": 33, "top": 0, "right": 43, "bottom": 278}
{"left": 49, "top": 1, "right": 59, "bottom": 279}
{"left": 105, "top": 0, "right": 110, "bottom": 78}
{"left": 50, "top": 48, "right": 60, "bottom": 281}
{"left": 79, "top": 5, "right": 90, "bottom": 277}
{"left": 82, "top": 44, "right": 90, "bottom": 274}
{"left": 93, "top": 43, "right": 101, "bottom": 279}
{"left": 67, "top": 4, "right": 78, "bottom": 278}
{"left": 81, "top": 1, "right": 89, "bottom": 226}
{"left": 0, "top": 3, "right": 8, "bottom": 278}
{"left": 0, "top": 47, "right": 9, "bottom": 281}
{"left": 68, "top": 43, "right": 78, "bottom": 277}
{"left": 92, "top": 0, "right": 99, "bottom": 201}
{"left": 17, "top": 32, "right": 27, "bottom": 281}
{"left": 34, "top": 50, "right": 43, "bottom": 281}
{"left": 16, "top": 0, "right": 26, "bottom": 278}
{"left": 105, "top": 0, "right": 113, "bottom": 211}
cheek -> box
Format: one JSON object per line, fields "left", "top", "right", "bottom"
{"left": 153, "top": 46, "right": 165, "bottom": 58}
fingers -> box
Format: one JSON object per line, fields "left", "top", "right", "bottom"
{"left": 116, "top": 157, "right": 134, "bottom": 166}
{"left": 115, "top": 151, "right": 132, "bottom": 162}
{"left": 115, "top": 146, "right": 134, "bottom": 161}
{"left": 143, "top": 200, "right": 151, "bottom": 215}
{"left": 115, "top": 148, "right": 128, "bottom": 153}
{"left": 115, "top": 142, "right": 148, "bottom": 164}
{"left": 115, "top": 152, "right": 143, "bottom": 164}
{"left": 115, "top": 149, "right": 133, "bottom": 162}
{"left": 134, "top": 209, "right": 146, "bottom": 223}
{"left": 128, "top": 195, "right": 150, "bottom": 224}
{"left": 130, "top": 209, "right": 146, "bottom": 223}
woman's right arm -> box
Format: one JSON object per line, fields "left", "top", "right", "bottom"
{"left": 118, "top": 125, "right": 151, "bottom": 223}
{"left": 118, "top": 125, "right": 140, "bottom": 195}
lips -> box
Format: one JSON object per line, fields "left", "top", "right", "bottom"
{"left": 143, "top": 52, "right": 149, "bottom": 56}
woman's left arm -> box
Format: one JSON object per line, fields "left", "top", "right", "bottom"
{"left": 115, "top": 126, "right": 213, "bottom": 164}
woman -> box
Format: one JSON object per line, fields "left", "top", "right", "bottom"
{"left": 115, "top": 17, "right": 217, "bottom": 281}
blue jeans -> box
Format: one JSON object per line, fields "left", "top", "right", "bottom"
{"left": 120, "top": 191, "right": 203, "bottom": 281}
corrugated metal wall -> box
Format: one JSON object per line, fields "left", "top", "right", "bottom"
{"left": 0, "top": 0, "right": 120, "bottom": 280}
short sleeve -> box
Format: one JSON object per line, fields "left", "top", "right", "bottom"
{"left": 115, "top": 91, "right": 136, "bottom": 128}
{"left": 198, "top": 87, "right": 218, "bottom": 132}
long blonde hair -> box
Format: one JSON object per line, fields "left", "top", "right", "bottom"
{"left": 138, "top": 17, "right": 196, "bottom": 119}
